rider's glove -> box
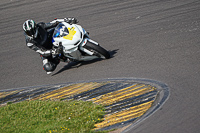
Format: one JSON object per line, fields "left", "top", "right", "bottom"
{"left": 64, "top": 17, "right": 78, "bottom": 24}
{"left": 51, "top": 49, "right": 59, "bottom": 56}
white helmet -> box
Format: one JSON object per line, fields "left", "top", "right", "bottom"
{"left": 23, "top": 19, "right": 37, "bottom": 37}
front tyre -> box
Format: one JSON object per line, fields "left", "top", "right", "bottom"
{"left": 84, "top": 42, "right": 110, "bottom": 59}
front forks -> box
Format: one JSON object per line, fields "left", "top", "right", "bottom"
{"left": 79, "top": 46, "right": 94, "bottom": 55}
{"left": 79, "top": 38, "right": 99, "bottom": 56}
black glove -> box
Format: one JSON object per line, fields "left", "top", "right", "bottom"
{"left": 65, "top": 17, "right": 78, "bottom": 24}
{"left": 51, "top": 48, "right": 59, "bottom": 56}
{"left": 52, "top": 44, "right": 62, "bottom": 56}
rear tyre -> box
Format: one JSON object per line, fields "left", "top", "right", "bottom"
{"left": 84, "top": 42, "right": 110, "bottom": 59}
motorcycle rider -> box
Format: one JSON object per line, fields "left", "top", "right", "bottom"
{"left": 23, "top": 18, "right": 78, "bottom": 74}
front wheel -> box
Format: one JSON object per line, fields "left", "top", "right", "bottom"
{"left": 84, "top": 42, "right": 110, "bottom": 59}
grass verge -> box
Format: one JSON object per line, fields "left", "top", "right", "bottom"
{"left": 0, "top": 100, "right": 106, "bottom": 133}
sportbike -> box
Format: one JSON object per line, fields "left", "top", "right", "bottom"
{"left": 52, "top": 21, "right": 110, "bottom": 63}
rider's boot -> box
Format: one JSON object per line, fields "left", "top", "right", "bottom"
{"left": 42, "top": 58, "right": 59, "bottom": 75}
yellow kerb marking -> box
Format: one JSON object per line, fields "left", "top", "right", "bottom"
{"left": 0, "top": 90, "right": 22, "bottom": 99}
{"left": 32, "top": 83, "right": 84, "bottom": 100}
{"left": 94, "top": 100, "right": 154, "bottom": 129}
{"left": 93, "top": 84, "right": 156, "bottom": 105}
{"left": 92, "top": 84, "right": 139, "bottom": 102}
{"left": 32, "top": 82, "right": 109, "bottom": 100}
{"left": 63, "top": 27, "right": 76, "bottom": 40}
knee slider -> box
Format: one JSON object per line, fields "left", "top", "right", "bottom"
{"left": 43, "top": 62, "right": 56, "bottom": 72}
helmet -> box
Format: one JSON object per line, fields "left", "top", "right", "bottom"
{"left": 23, "top": 19, "right": 37, "bottom": 37}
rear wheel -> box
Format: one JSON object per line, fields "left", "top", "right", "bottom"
{"left": 84, "top": 42, "right": 110, "bottom": 59}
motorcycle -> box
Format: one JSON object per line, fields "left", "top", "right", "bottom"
{"left": 51, "top": 21, "right": 110, "bottom": 63}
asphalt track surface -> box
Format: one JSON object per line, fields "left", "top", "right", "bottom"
{"left": 0, "top": 0, "right": 199, "bottom": 133}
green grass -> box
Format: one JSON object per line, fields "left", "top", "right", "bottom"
{"left": 0, "top": 100, "right": 106, "bottom": 133}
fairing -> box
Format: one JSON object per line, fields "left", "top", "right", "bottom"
{"left": 53, "top": 22, "right": 82, "bottom": 47}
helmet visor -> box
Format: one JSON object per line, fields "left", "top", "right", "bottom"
{"left": 26, "top": 27, "right": 36, "bottom": 36}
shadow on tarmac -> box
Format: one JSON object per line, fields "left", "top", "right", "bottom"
{"left": 52, "top": 49, "right": 118, "bottom": 76}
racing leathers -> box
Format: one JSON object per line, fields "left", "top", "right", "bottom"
{"left": 24, "top": 18, "right": 78, "bottom": 74}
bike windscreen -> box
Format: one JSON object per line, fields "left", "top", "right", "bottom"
{"left": 53, "top": 23, "right": 69, "bottom": 38}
